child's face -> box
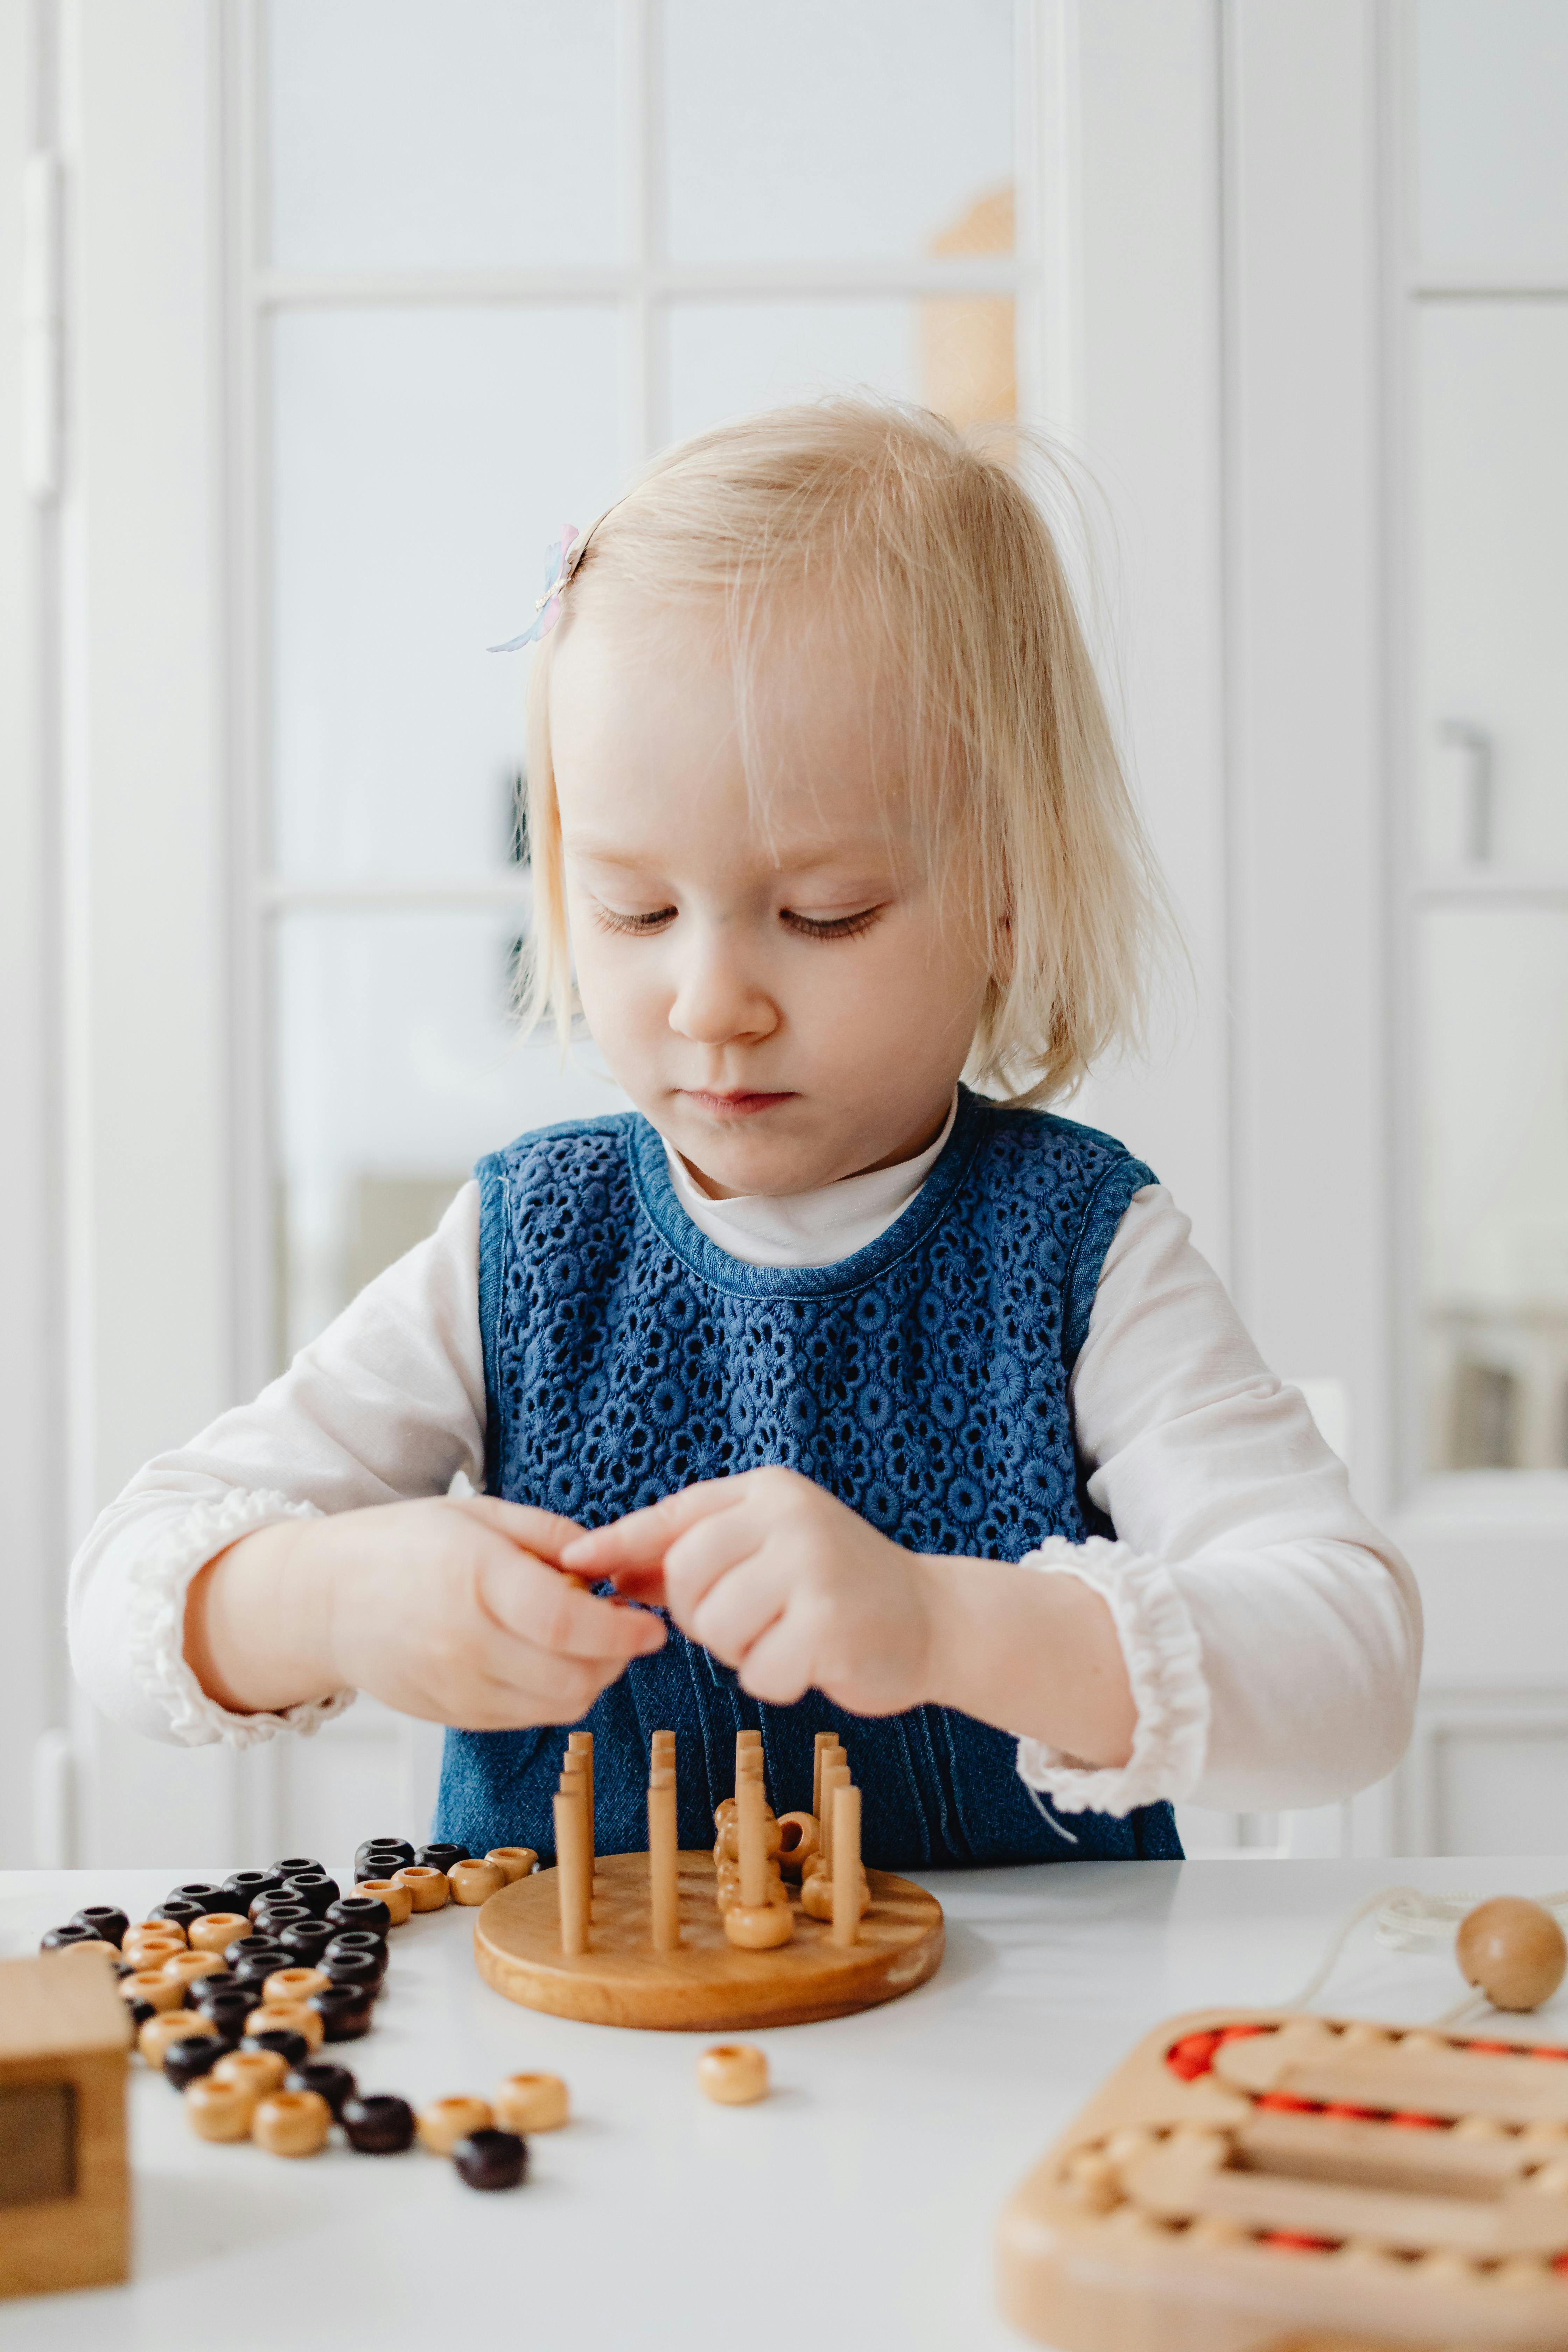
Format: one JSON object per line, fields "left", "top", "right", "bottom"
{"left": 548, "top": 595, "right": 993, "bottom": 1199}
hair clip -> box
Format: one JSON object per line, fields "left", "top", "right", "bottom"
{"left": 488, "top": 524, "right": 582, "bottom": 652}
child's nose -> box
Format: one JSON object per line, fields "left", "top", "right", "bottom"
{"left": 666, "top": 931, "right": 778, "bottom": 1046}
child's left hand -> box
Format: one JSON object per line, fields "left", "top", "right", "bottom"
{"left": 558, "top": 1467, "right": 938, "bottom": 1715}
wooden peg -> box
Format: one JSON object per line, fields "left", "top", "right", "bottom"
{"left": 813, "top": 1732, "right": 839, "bottom": 1822}
{"left": 651, "top": 1728, "right": 676, "bottom": 1760}
{"left": 649, "top": 1764, "right": 680, "bottom": 1952}
{"left": 737, "top": 1768, "right": 769, "bottom": 1910}
{"left": 567, "top": 1731, "right": 595, "bottom": 1843}
{"left": 820, "top": 1760, "right": 850, "bottom": 1872}
{"left": 831, "top": 1784, "right": 863, "bottom": 1946}
{"left": 554, "top": 1786, "right": 591, "bottom": 1956}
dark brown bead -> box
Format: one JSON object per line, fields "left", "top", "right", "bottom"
{"left": 320, "top": 1951, "right": 380, "bottom": 1998}
{"left": 250, "top": 1897, "right": 312, "bottom": 1938}
{"left": 166, "top": 1881, "right": 227, "bottom": 1914}
{"left": 271, "top": 1856, "right": 324, "bottom": 1879}
{"left": 40, "top": 1924, "right": 101, "bottom": 1952}
{"left": 278, "top": 1920, "right": 334, "bottom": 1966}
{"left": 281, "top": 1872, "right": 340, "bottom": 1918}
{"left": 415, "top": 1843, "right": 470, "bottom": 1872}
{"left": 164, "top": 2035, "right": 233, "bottom": 2091}
{"left": 323, "top": 1929, "right": 386, "bottom": 1976}
{"left": 341, "top": 2093, "right": 414, "bottom": 2153}
{"left": 309, "top": 1984, "right": 374, "bottom": 2042}
{"left": 229, "top": 1940, "right": 295, "bottom": 1987}
{"left": 126, "top": 1998, "right": 158, "bottom": 2029}
{"left": 222, "top": 1869, "right": 284, "bottom": 1911}
{"left": 72, "top": 1905, "right": 128, "bottom": 1946}
{"left": 324, "top": 1895, "right": 391, "bottom": 1937}
{"left": 243, "top": 2027, "right": 311, "bottom": 2071}
{"left": 355, "top": 1837, "right": 415, "bottom": 1883}
{"left": 453, "top": 2129, "right": 527, "bottom": 2190}
{"left": 146, "top": 1897, "right": 205, "bottom": 1931}
{"left": 285, "top": 2059, "right": 357, "bottom": 2117}
{"left": 194, "top": 1987, "right": 253, "bottom": 2039}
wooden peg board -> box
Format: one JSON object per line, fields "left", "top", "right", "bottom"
{"left": 472, "top": 1849, "right": 943, "bottom": 2031}
{"left": 999, "top": 2005, "right": 1568, "bottom": 2351}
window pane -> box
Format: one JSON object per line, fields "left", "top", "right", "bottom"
{"left": 271, "top": 307, "right": 623, "bottom": 883}
{"left": 1422, "top": 909, "right": 1568, "bottom": 1470}
{"left": 662, "top": 0, "right": 1014, "bottom": 265}
{"left": 1415, "top": 0, "right": 1568, "bottom": 272}
{"left": 1416, "top": 304, "right": 1568, "bottom": 869}
{"left": 667, "top": 296, "right": 1016, "bottom": 443}
{"left": 275, "top": 911, "right": 626, "bottom": 1358}
{"left": 268, "top": 0, "right": 623, "bottom": 270}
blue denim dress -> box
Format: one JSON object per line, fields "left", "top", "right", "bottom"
{"left": 433, "top": 1088, "right": 1181, "bottom": 1869}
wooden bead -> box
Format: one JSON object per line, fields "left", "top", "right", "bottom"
{"left": 281, "top": 1871, "right": 339, "bottom": 1918}
{"left": 249, "top": 1898, "right": 312, "bottom": 1940}
{"left": 145, "top": 1896, "right": 204, "bottom": 1932}
{"left": 354, "top": 1837, "right": 415, "bottom": 1883}
{"left": 416, "top": 2095, "right": 494, "bottom": 2154}
{"left": 723, "top": 1901, "right": 794, "bottom": 1951}
{"left": 185, "top": 2074, "right": 257, "bottom": 2142}
{"left": 192, "top": 1986, "right": 253, "bottom": 2040}
{"left": 341, "top": 2093, "right": 415, "bottom": 2154}
{"left": 243, "top": 2028, "right": 313, "bottom": 2073}
{"left": 188, "top": 1912, "right": 249, "bottom": 1954}
{"left": 271, "top": 1855, "right": 325, "bottom": 1879}
{"left": 161, "top": 1949, "right": 228, "bottom": 1990}
{"left": 354, "top": 1878, "right": 412, "bottom": 1926}
{"left": 213, "top": 2047, "right": 288, "bottom": 2098}
{"left": 40, "top": 1924, "right": 105, "bottom": 1954}
{"left": 800, "top": 1869, "right": 867, "bottom": 1923}
{"left": 324, "top": 1894, "right": 392, "bottom": 1936}
{"left": 484, "top": 1848, "right": 538, "bottom": 1885}
{"left": 245, "top": 1999, "right": 324, "bottom": 2053}
{"left": 453, "top": 2128, "right": 526, "bottom": 2190}
{"left": 139, "top": 2008, "right": 219, "bottom": 2068}
{"left": 309, "top": 1984, "right": 374, "bottom": 2042}
{"left": 285, "top": 2059, "right": 356, "bottom": 2117}
{"left": 393, "top": 1864, "right": 449, "bottom": 1912}
{"left": 228, "top": 1937, "right": 294, "bottom": 1983}
{"left": 775, "top": 1812, "right": 819, "bottom": 1879}
{"left": 164, "top": 2032, "right": 231, "bottom": 2092}
{"left": 415, "top": 1843, "right": 470, "bottom": 1873}
{"left": 320, "top": 1951, "right": 381, "bottom": 1997}
{"left": 278, "top": 1920, "right": 334, "bottom": 1966}
{"left": 697, "top": 2044, "right": 769, "bottom": 2105}
{"left": 448, "top": 1858, "right": 505, "bottom": 1906}
{"left": 1456, "top": 1897, "right": 1568, "bottom": 2011}
{"left": 121, "top": 1928, "right": 186, "bottom": 1967}
{"left": 121, "top": 1967, "right": 187, "bottom": 2014}
{"left": 71, "top": 1905, "right": 128, "bottom": 1947}
{"left": 166, "top": 1880, "right": 226, "bottom": 1914}
{"left": 263, "top": 1966, "right": 329, "bottom": 2006}
{"left": 251, "top": 2089, "right": 331, "bottom": 2157}
{"left": 221, "top": 1869, "right": 284, "bottom": 1912}
{"left": 493, "top": 2071, "right": 569, "bottom": 2134}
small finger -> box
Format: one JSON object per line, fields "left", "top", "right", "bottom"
{"left": 453, "top": 1494, "right": 586, "bottom": 1562}
{"left": 559, "top": 1478, "right": 747, "bottom": 1571}
{"left": 660, "top": 1511, "right": 766, "bottom": 1618}
{"left": 733, "top": 1617, "right": 814, "bottom": 1709}
{"left": 687, "top": 1559, "right": 788, "bottom": 1665}
{"left": 479, "top": 1552, "right": 666, "bottom": 1661}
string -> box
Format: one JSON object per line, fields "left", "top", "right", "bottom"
{"left": 1281, "top": 1884, "right": 1568, "bottom": 2013}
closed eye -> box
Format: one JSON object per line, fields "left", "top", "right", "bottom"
{"left": 591, "top": 904, "right": 676, "bottom": 936}
{"left": 781, "top": 906, "right": 885, "bottom": 941}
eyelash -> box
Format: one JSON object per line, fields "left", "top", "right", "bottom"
{"left": 591, "top": 905, "right": 883, "bottom": 942}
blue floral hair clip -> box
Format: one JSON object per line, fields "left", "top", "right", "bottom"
{"left": 489, "top": 523, "right": 582, "bottom": 652}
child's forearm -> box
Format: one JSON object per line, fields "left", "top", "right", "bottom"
{"left": 184, "top": 1521, "right": 339, "bottom": 1716}
{"left": 918, "top": 1556, "right": 1136, "bottom": 1767}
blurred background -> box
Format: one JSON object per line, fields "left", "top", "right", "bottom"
{"left": 1, "top": 0, "right": 1566, "bottom": 1869}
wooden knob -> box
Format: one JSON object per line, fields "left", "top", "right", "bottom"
{"left": 492, "top": 2071, "right": 569, "bottom": 2134}
{"left": 723, "top": 1900, "right": 794, "bottom": 1950}
{"left": 448, "top": 1858, "right": 505, "bottom": 1906}
{"left": 185, "top": 2074, "right": 258, "bottom": 2142}
{"left": 1456, "top": 1897, "right": 1568, "bottom": 2011}
{"left": 252, "top": 2088, "right": 331, "bottom": 2157}
{"left": 415, "top": 2095, "right": 494, "bottom": 2154}
{"left": 697, "top": 2044, "right": 769, "bottom": 2105}
{"left": 484, "top": 1848, "right": 538, "bottom": 1884}
{"left": 353, "top": 1877, "right": 412, "bottom": 1926}
{"left": 392, "top": 1865, "right": 448, "bottom": 1912}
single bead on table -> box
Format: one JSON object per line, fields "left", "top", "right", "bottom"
{"left": 484, "top": 1847, "right": 537, "bottom": 1884}
{"left": 493, "top": 2072, "right": 568, "bottom": 2134}
{"left": 213, "top": 2047, "right": 289, "bottom": 2099}
{"left": 453, "top": 2129, "right": 527, "bottom": 2191}
{"left": 321, "top": 1952, "right": 381, "bottom": 2001}
{"left": 264, "top": 1966, "right": 330, "bottom": 2007}
{"left": 1457, "top": 1897, "right": 1568, "bottom": 2011}
{"left": 194, "top": 1988, "right": 254, "bottom": 2042}
{"left": 189, "top": 1911, "right": 250, "bottom": 1954}
{"left": 166, "top": 1881, "right": 226, "bottom": 1915}
{"left": 415, "top": 1843, "right": 470, "bottom": 1873}
{"left": 72, "top": 1904, "right": 129, "bottom": 1947}
{"left": 448, "top": 1859, "right": 505, "bottom": 1907}
{"left": 186, "top": 2075, "right": 258, "bottom": 2142}
{"left": 161, "top": 1949, "right": 229, "bottom": 1992}
{"left": 325, "top": 1893, "right": 392, "bottom": 1937}
{"left": 281, "top": 1872, "right": 340, "bottom": 1918}
{"left": 230, "top": 1941, "right": 296, "bottom": 1988}
{"left": 245, "top": 2000, "right": 323, "bottom": 2053}
{"left": 392, "top": 1865, "right": 448, "bottom": 1913}
{"left": 122, "top": 1925, "right": 187, "bottom": 1963}
{"left": 243, "top": 2025, "right": 314, "bottom": 2072}
{"left": 40, "top": 1925, "right": 103, "bottom": 1953}
{"left": 144, "top": 1898, "right": 203, "bottom": 1933}
{"left": 416, "top": 2095, "right": 493, "bottom": 2154}
{"left": 164, "top": 2033, "right": 232, "bottom": 2092}
{"left": 141, "top": 2009, "right": 219, "bottom": 2068}
{"left": 353, "top": 1878, "right": 411, "bottom": 1926}
{"left": 309, "top": 1985, "right": 374, "bottom": 2043}
{"left": 354, "top": 1837, "right": 415, "bottom": 1884}
{"left": 252, "top": 2088, "right": 331, "bottom": 2158}
{"left": 278, "top": 1920, "right": 334, "bottom": 1967}
{"left": 341, "top": 2093, "right": 416, "bottom": 2154}
{"left": 250, "top": 1897, "right": 312, "bottom": 1938}
{"left": 697, "top": 2044, "right": 769, "bottom": 2106}
{"left": 272, "top": 1855, "right": 325, "bottom": 1881}
{"left": 222, "top": 1868, "right": 284, "bottom": 1911}
{"left": 285, "top": 2059, "right": 357, "bottom": 2117}
{"left": 121, "top": 1967, "right": 187, "bottom": 2015}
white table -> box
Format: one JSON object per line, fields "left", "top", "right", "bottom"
{"left": 5, "top": 1857, "right": 1567, "bottom": 2348}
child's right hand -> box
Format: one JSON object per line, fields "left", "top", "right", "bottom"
{"left": 185, "top": 1495, "right": 665, "bottom": 1729}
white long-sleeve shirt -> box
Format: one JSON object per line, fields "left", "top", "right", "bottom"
{"left": 67, "top": 1124, "right": 1420, "bottom": 1818}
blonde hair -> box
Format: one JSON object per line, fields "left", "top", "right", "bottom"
{"left": 522, "top": 398, "right": 1171, "bottom": 1106}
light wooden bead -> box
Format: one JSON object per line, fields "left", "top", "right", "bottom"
{"left": 189, "top": 1911, "right": 250, "bottom": 1954}
{"left": 493, "top": 2071, "right": 569, "bottom": 2133}
{"left": 251, "top": 2088, "right": 330, "bottom": 2157}
{"left": 140, "top": 2009, "right": 219, "bottom": 2068}
{"left": 246, "top": 1999, "right": 324, "bottom": 2053}
{"left": 448, "top": 1858, "right": 505, "bottom": 1906}
{"left": 122, "top": 1966, "right": 187, "bottom": 2013}
{"left": 354, "top": 1877, "right": 412, "bottom": 1925}
{"left": 122, "top": 1928, "right": 186, "bottom": 1967}
{"left": 262, "top": 1966, "right": 329, "bottom": 2006}
{"left": 213, "top": 2047, "right": 288, "bottom": 2098}
{"left": 393, "top": 1864, "right": 449, "bottom": 1911}
{"left": 800, "top": 1870, "right": 867, "bottom": 1922}
{"left": 416, "top": 2094, "right": 494, "bottom": 2154}
{"left": 161, "top": 1949, "right": 228, "bottom": 1989}
{"left": 723, "top": 1900, "right": 794, "bottom": 1951}
{"left": 1456, "top": 1896, "right": 1568, "bottom": 2011}
{"left": 713, "top": 1811, "right": 781, "bottom": 1865}
{"left": 484, "top": 1848, "right": 537, "bottom": 1885}
{"left": 775, "top": 1812, "right": 819, "bottom": 1879}
{"left": 186, "top": 2074, "right": 257, "bottom": 2142}
{"left": 698, "top": 2044, "right": 769, "bottom": 2106}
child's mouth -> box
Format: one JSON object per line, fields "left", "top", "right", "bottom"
{"left": 682, "top": 1090, "right": 795, "bottom": 1118}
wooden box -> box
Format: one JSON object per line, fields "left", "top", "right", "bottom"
{"left": 0, "top": 1944, "right": 132, "bottom": 2298}
{"left": 999, "top": 2005, "right": 1568, "bottom": 2351}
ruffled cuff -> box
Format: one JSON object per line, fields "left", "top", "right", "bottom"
{"left": 1013, "top": 1535, "right": 1209, "bottom": 1816}
{"left": 127, "top": 1488, "right": 356, "bottom": 1749}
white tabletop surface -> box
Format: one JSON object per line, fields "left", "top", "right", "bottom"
{"left": 6, "top": 1856, "right": 1568, "bottom": 2349}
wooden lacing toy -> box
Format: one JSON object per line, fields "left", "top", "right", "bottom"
{"left": 1000, "top": 1892, "right": 1568, "bottom": 2351}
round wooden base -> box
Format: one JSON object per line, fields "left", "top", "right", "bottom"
{"left": 472, "top": 1850, "right": 944, "bottom": 2031}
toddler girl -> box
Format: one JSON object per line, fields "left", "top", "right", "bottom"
{"left": 71, "top": 401, "right": 1419, "bottom": 1865}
